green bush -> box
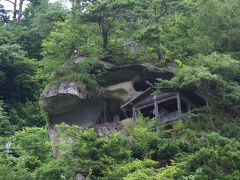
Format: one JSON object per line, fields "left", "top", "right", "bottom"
{"left": 0, "top": 154, "right": 33, "bottom": 180}
{"left": 221, "top": 123, "right": 240, "bottom": 140}
{"left": 11, "top": 127, "right": 52, "bottom": 163}
{"left": 58, "top": 125, "right": 131, "bottom": 178}
{"left": 106, "top": 159, "right": 157, "bottom": 180}
{"left": 180, "top": 134, "right": 240, "bottom": 179}
{"left": 34, "top": 160, "right": 72, "bottom": 180}
{"left": 0, "top": 101, "right": 15, "bottom": 137}
{"left": 9, "top": 101, "right": 47, "bottom": 129}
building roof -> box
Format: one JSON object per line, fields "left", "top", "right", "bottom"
{"left": 121, "top": 87, "right": 205, "bottom": 111}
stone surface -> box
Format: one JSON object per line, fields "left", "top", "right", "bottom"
{"left": 50, "top": 99, "right": 104, "bottom": 128}
{"left": 104, "top": 80, "right": 141, "bottom": 102}
{"left": 92, "top": 118, "right": 133, "bottom": 137}
{"left": 48, "top": 126, "right": 61, "bottom": 159}
{"left": 76, "top": 173, "right": 90, "bottom": 180}
{"left": 40, "top": 63, "right": 172, "bottom": 128}
{"left": 40, "top": 61, "right": 173, "bottom": 160}
{"left": 40, "top": 82, "right": 94, "bottom": 115}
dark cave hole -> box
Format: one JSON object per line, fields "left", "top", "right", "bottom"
{"left": 133, "top": 79, "right": 155, "bottom": 91}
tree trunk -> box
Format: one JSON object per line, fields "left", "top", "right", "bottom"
{"left": 102, "top": 29, "right": 108, "bottom": 50}
{"left": 156, "top": 47, "right": 163, "bottom": 60}
{"left": 18, "top": 0, "right": 24, "bottom": 20}
{"left": 204, "top": 96, "right": 216, "bottom": 130}
{"left": 13, "top": 0, "right": 17, "bottom": 20}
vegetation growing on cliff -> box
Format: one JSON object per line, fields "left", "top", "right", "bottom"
{"left": 0, "top": 0, "right": 240, "bottom": 179}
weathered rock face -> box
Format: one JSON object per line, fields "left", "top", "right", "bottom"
{"left": 40, "top": 63, "right": 172, "bottom": 128}
{"left": 40, "top": 62, "right": 172, "bottom": 159}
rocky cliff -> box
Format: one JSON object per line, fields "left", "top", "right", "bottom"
{"left": 40, "top": 63, "right": 172, "bottom": 128}
{"left": 40, "top": 62, "right": 172, "bottom": 158}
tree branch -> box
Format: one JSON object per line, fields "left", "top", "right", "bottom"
{"left": 4, "top": 0, "right": 14, "bottom": 5}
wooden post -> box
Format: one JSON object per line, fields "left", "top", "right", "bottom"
{"left": 133, "top": 107, "right": 137, "bottom": 122}
{"left": 122, "top": 108, "right": 128, "bottom": 119}
{"left": 103, "top": 100, "right": 106, "bottom": 123}
{"left": 177, "top": 93, "right": 182, "bottom": 116}
{"left": 154, "top": 100, "right": 159, "bottom": 118}
{"left": 153, "top": 95, "right": 159, "bottom": 120}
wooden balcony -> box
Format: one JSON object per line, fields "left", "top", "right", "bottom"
{"left": 121, "top": 88, "right": 197, "bottom": 125}
{"left": 158, "top": 111, "right": 179, "bottom": 124}
{"left": 157, "top": 111, "right": 191, "bottom": 125}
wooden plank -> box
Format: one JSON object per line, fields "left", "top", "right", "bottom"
{"left": 134, "top": 92, "right": 176, "bottom": 108}
{"left": 120, "top": 87, "right": 154, "bottom": 109}
{"left": 135, "top": 96, "right": 177, "bottom": 110}
{"left": 136, "top": 103, "right": 154, "bottom": 111}
{"left": 158, "top": 111, "right": 179, "bottom": 124}
{"left": 153, "top": 97, "right": 159, "bottom": 118}
{"left": 135, "top": 94, "right": 176, "bottom": 109}
{"left": 122, "top": 108, "right": 128, "bottom": 119}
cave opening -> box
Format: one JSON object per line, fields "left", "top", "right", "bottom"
{"left": 133, "top": 79, "right": 155, "bottom": 91}
{"left": 98, "top": 99, "right": 129, "bottom": 124}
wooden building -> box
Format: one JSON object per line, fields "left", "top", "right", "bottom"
{"left": 121, "top": 87, "right": 202, "bottom": 124}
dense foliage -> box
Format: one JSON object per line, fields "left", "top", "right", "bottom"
{"left": 0, "top": 0, "right": 239, "bottom": 179}
{"left": 1, "top": 117, "right": 240, "bottom": 179}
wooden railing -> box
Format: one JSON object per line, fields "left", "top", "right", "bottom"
{"left": 158, "top": 111, "right": 180, "bottom": 124}
{"left": 157, "top": 111, "right": 191, "bottom": 125}
{"left": 135, "top": 92, "right": 176, "bottom": 108}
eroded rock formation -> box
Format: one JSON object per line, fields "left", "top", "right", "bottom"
{"left": 40, "top": 62, "right": 172, "bottom": 159}
{"left": 40, "top": 63, "right": 172, "bottom": 128}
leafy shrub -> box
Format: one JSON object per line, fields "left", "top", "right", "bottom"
{"left": 221, "top": 123, "right": 240, "bottom": 140}
{"left": 9, "top": 101, "right": 47, "bottom": 129}
{"left": 0, "top": 101, "right": 15, "bottom": 137}
{"left": 58, "top": 124, "right": 131, "bottom": 178}
{"left": 0, "top": 154, "right": 33, "bottom": 180}
{"left": 34, "top": 160, "right": 72, "bottom": 180}
{"left": 180, "top": 134, "right": 240, "bottom": 179}
{"left": 107, "top": 159, "right": 157, "bottom": 180}
{"left": 128, "top": 117, "right": 182, "bottom": 161}
{"left": 11, "top": 127, "right": 52, "bottom": 163}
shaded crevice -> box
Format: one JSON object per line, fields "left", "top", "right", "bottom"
{"left": 133, "top": 79, "right": 155, "bottom": 91}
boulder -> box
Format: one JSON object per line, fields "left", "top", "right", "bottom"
{"left": 40, "top": 62, "right": 172, "bottom": 158}
{"left": 40, "top": 63, "right": 172, "bottom": 128}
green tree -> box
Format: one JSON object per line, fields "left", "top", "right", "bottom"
{"left": 0, "top": 127, "right": 52, "bottom": 179}
{"left": 0, "top": 101, "right": 14, "bottom": 137}
{"left": 74, "top": 0, "right": 134, "bottom": 52}
{"left": 10, "top": 0, "right": 68, "bottom": 60}
{"left": 158, "top": 53, "right": 240, "bottom": 127}
{"left": 0, "top": 4, "right": 9, "bottom": 24}
{"left": 180, "top": 134, "right": 240, "bottom": 180}
{"left": 58, "top": 124, "right": 131, "bottom": 178}
{"left": 0, "top": 26, "right": 40, "bottom": 102}
{"left": 196, "top": 0, "right": 240, "bottom": 54}
{"left": 34, "top": 159, "right": 72, "bottom": 180}
{"left": 8, "top": 101, "right": 47, "bottom": 129}
{"left": 11, "top": 127, "right": 52, "bottom": 163}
